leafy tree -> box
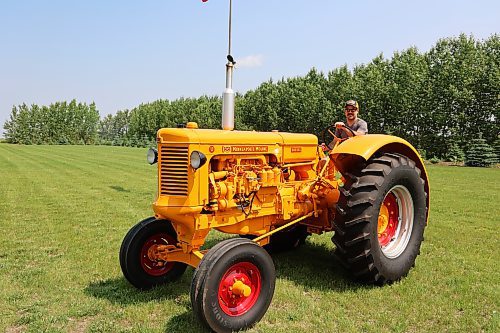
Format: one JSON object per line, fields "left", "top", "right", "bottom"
{"left": 325, "top": 65, "right": 355, "bottom": 115}
{"left": 423, "top": 34, "right": 498, "bottom": 157}
{"left": 385, "top": 47, "right": 428, "bottom": 147}
{"left": 275, "top": 69, "right": 333, "bottom": 136}
{"left": 238, "top": 79, "right": 280, "bottom": 132}
{"left": 3, "top": 106, "right": 18, "bottom": 143}
{"left": 477, "top": 34, "right": 500, "bottom": 145}
{"left": 128, "top": 100, "right": 170, "bottom": 139}
{"left": 99, "top": 109, "right": 131, "bottom": 144}
{"left": 3, "top": 100, "right": 99, "bottom": 144}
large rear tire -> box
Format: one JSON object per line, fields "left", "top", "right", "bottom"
{"left": 120, "top": 218, "right": 187, "bottom": 289}
{"left": 332, "top": 153, "right": 427, "bottom": 284}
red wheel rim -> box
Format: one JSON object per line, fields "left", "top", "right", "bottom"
{"left": 140, "top": 233, "right": 175, "bottom": 276}
{"left": 378, "top": 192, "right": 400, "bottom": 247}
{"left": 218, "top": 262, "right": 262, "bottom": 316}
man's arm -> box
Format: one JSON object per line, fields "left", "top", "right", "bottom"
{"left": 335, "top": 121, "right": 367, "bottom": 136}
{"left": 353, "top": 119, "right": 368, "bottom": 136}
{"left": 353, "top": 129, "right": 366, "bottom": 136}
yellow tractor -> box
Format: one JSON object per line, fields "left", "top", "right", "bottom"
{"left": 119, "top": 3, "right": 429, "bottom": 332}
{"left": 119, "top": 121, "right": 429, "bottom": 332}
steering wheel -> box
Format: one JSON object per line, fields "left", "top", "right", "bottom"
{"left": 322, "top": 124, "right": 356, "bottom": 149}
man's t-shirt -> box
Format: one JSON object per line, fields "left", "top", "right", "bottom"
{"left": 335, "top": 118, "right": 368, "bottom": 139}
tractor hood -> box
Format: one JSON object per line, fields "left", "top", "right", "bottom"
{"left": 157, "top": 127, "right": 317, "bottom": 146}
{"left": 157, "top": 127, "right": 319, "bottom": 163}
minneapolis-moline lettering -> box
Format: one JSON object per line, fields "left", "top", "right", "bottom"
{"left": 231, "top": 146, "right": 269, "bottom": 152}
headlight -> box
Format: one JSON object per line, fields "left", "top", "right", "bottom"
{"left": 147, "top": 148, "right": 158, "bottom": 165}
{"left": 190, "top": 151, "right": 207, "bottom": 170}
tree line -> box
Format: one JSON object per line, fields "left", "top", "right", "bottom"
{"left": 3, "top": 34, "right": 499, "bottom": 160}
{"left": 3, "top": 100, "right": 99, "bottom": 145}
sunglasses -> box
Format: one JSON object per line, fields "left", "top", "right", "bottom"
{"left": 345, "top": 108, "right": 357, "bottom": 112}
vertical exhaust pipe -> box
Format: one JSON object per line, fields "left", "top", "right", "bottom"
{"left": 222, "top": 0, "right": 235, "bottom": 130}
{"left": 222, "top": 59, "right": 235, "bottom": 130}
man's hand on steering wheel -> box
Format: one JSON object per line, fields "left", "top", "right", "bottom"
{"left": 322, "top": 123, "right": 356, "bottom": 151}
{"left": 335, "top": 122, "right": 356, "bottom": 137}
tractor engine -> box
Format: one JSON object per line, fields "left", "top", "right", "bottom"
{"left": 207, "top": 154, "right": 314, "bottom": 219}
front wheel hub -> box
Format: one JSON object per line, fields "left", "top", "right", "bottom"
{"left": 140, "top": 233, "right": 175, "bottom": 276}
{"left": 218, "top": 262, "right": 261, "bottom": 316}
{"left": 231, "top": 280, "right": 252, "bottom": 297}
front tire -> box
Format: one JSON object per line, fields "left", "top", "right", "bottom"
{"left": 120, "top": 218, "right": 187, "bottom": 289}
{"left": 332, "top": 153, "right": 427, "bottom": 284}
{"left": 191, "top": 238, "right": 275, "bottom": 333}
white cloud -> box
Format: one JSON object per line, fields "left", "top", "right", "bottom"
{"left": 235, "top": 54, "right": 264, "bottom": 68}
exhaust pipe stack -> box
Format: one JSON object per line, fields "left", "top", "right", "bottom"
{"left": 222, "top": 0, "right": 235, "bottom": 131}
{"left": 222, "top": 57, "right": 235, "bottom": 130}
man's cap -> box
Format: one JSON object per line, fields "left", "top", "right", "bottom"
{"left": 345, "top": 100, "right": 359, "bottom": 110}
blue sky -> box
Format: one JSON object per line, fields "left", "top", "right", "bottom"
{"left": 1, "top": 0, "right": 499, "bottom": 135}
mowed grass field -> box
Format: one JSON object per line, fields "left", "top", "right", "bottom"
{"left": 0, "top": 143, "right": 498, "bottom": 333}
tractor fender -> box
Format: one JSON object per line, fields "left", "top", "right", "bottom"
{"left": 330, "top": 134, "right": 430, "bottom": 223}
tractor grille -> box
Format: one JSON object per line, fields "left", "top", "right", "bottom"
{"left": 159, "top": 145, "right": 189, "bottom": 196}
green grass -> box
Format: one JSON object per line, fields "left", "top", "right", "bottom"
{"left": 0, "top": 143, "right": 498, "bottom": 333}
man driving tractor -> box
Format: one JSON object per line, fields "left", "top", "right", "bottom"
{"left": 323, "top": 99, "right": 368, "bottom": 150}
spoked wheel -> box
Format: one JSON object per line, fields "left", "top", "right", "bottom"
{"left": 191, "top": 238, "right": 275, "bottom": 333}
{"left": 332, "top": 153, "right": 427, "bottom": 284}
{"left": 120, "top": 217, "right": 187, "bottom": 289}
